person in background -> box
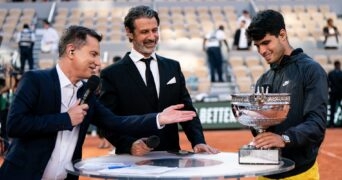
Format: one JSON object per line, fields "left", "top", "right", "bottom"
{"left": 203, "top": 25, "right": 230, "bottom": 82}
{"left": 246, "top": 9, "right": 328, "bottom": 180}
{"left": 323, "top": 18, "right": 340, "bottom": 49}
{"left": 100, "top": 5, "right": 219, "bottom": 156}
{"left": 233, "top": 20, "right": 251, "bottom": 50}
{"left": 327, "top": 60, "right": 342, "bottom": 127}
{"left": 0, "top": 25, "right": 196, "bottom": 180}
{"left": 237, "top": 9, "right": 251, "bottom": 28}
{"left": 41, "top": 19, "right": 59, "bottom": 64}
{"left": 16, "top": 23, "right": 35, "bottom": 73}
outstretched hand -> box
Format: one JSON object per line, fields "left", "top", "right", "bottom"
{"left": 158, "top": 104, "right": 196, "bottom": 126}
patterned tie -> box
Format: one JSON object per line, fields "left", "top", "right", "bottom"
{"left": 141, "top": 57, "right": 158, "bottom": 106}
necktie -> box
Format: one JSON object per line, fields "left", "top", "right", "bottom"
{"left": 141, "top": 57, "right": 158, "bottom": 105}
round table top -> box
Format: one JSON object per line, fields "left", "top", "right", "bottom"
{"left": 65, "top": 151, "right": 294, "bottom": 179}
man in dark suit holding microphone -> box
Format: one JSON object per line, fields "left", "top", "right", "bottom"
{"left": 0, "top": 25, "right": 196, "bottom": 180}
{"left": 100, "top": 5, "right": 219, "bottom": 156}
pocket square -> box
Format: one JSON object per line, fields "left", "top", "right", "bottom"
{"left": 166, "top": 77, "right": 176, "bottom": 85}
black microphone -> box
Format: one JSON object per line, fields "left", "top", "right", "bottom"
{"left": 143, "top": 135, "right": 160, "bottom": 148}
{"left": 79, "top": 75, "right": 100, "bottom": 105}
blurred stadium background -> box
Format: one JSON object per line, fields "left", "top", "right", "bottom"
{"left": 1, "top": 0, "right": 342, "bottom": 96}
{"left": 1, "top": 0, "right": 341, "bottom": 129}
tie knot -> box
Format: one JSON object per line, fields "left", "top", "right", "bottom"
{"left": 141, "top": 57, "right": 153, "bottom": 65}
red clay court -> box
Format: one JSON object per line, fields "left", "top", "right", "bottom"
{"left": 70, "top": 128, "right": 341, "bottom": 180}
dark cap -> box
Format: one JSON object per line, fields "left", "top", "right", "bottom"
{"left": 43, "top": 19, "right": 50, "bottom": 25}
{"left": 23, "top": 23, "right": 29, "bottom": 29}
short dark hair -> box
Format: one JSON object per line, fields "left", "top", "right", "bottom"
{"left": 246, "top": 9, "right": 285, "bottom": 41}
{"left": 23, "top": 24, "right": 29, "bottom": 29}
{"left": 43, "top": 19, "right": 50, "bottom": 25}
{"left": 58, "top": 25, "right": 102, "bottom": 57}
{"left": 124, "top": 5, "right": 160, "bottom": 33}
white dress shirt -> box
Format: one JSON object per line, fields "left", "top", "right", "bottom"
{"left": 42, "top": 64, "right": 83, "bottom": 180}
{"left": 129, "top": 48, "right": 160, "bottom": 97}
{"left": 238, "top": 28, "right": 248, "bottom": 49}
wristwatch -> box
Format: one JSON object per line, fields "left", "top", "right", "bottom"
{"left": 281, "top": 134, "right": 291, "bottom": 144}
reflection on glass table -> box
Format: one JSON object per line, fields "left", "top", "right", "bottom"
{"left": 65, "top": 151, "right": 294, "bottom": 179}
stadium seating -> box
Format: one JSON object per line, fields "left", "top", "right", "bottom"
{"left": 0, "top": 0, "right": 341, "bottom": 96}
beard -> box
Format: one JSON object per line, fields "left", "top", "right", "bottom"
{"left": 134, "top": 40, "right": 157, "bottom": 55}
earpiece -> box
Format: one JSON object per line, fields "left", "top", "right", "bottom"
{"left": 70, "top": 50, "right": 74, "bottom": 55}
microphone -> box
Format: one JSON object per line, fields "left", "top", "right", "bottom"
{"left": 143, "top": 135, "right": 160, "bottom": 148}
{"left": 79, "top": 75, "right": 100, "bottom": 105}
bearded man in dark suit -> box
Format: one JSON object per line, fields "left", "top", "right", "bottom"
{"left": 100, "top": 5, "right": 219, "bottom": 156}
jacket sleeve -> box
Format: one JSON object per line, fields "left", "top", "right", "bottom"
{"left": 7, "top": 71, "right": 73, "bottom": 138}
{"left": 90, "top": 97, "right": 158, "bottom": 137}
{"left": 285, "top": 62, "right": 328, "bottom": 148}
{"left": 176, "top": 63, "right": 206, "bottom": 147}
{"left": 323, "top": 27, "right": 328, "bottom": 43}
{"left": 233, "top": 30, "right": 240, "bottom": 46}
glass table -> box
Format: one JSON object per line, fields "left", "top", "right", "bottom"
{"left": 65, "top": 151, "right": 294, "bottom": 179}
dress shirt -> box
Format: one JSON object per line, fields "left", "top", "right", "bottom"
{"left": 42, "top": 64, "right": 83, "bottom": 180}
{"left": 129, "top": 48, "right": 160, "bottom": 97}
{"left": 238, "top": 28, "right": 248, "bottom": 49}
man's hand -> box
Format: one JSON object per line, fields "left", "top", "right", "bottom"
{"left": 158, "top": 104, "right": 196, "bottom": 126}
{"left": 131, "top": 138, "right": 152, "bottom": 156}
{"left": 193, "top": 143, "right": 220, "bottom": 154}
{"left": 68, "top": 99, "right": 89, "bottom": 126}
{"left": 253, "top": 132, "right": 285, "bottom": 149}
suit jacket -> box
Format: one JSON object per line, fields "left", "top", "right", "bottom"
{"left": 233, "top": 28, "right": 251, "bottom": 49}
{"left": 100, "top": 52, "right": 206, "bottom": 154}
{"left": 323, "top": 26, "right": 339, "bottom": 44}
{"left": 0, "top": 68, "right": 159, "bottom": 180}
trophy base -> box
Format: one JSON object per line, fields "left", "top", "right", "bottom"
{"left": 239, "top": 145, "right": 280, "bottom": 165}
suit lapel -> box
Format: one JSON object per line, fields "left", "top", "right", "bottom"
{"left": 157, "top": 55, "right": 171, "bottom": 105}
{"left": 50, "top": 68, "right": 62, "bottom": 113}
{"left": 123, "top": 54, "right": 147, "bottom": 90}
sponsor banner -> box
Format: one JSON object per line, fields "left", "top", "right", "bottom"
{"left": 193, "top": 101, "right": 244, "bottom": 129}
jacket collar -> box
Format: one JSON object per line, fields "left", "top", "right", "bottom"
{"left": 270, "top": 48, "right": 303, "bottom": 70}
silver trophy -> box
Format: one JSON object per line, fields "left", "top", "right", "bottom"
{"left": 231, "top": 89, "right": 290, "bottom": 165}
